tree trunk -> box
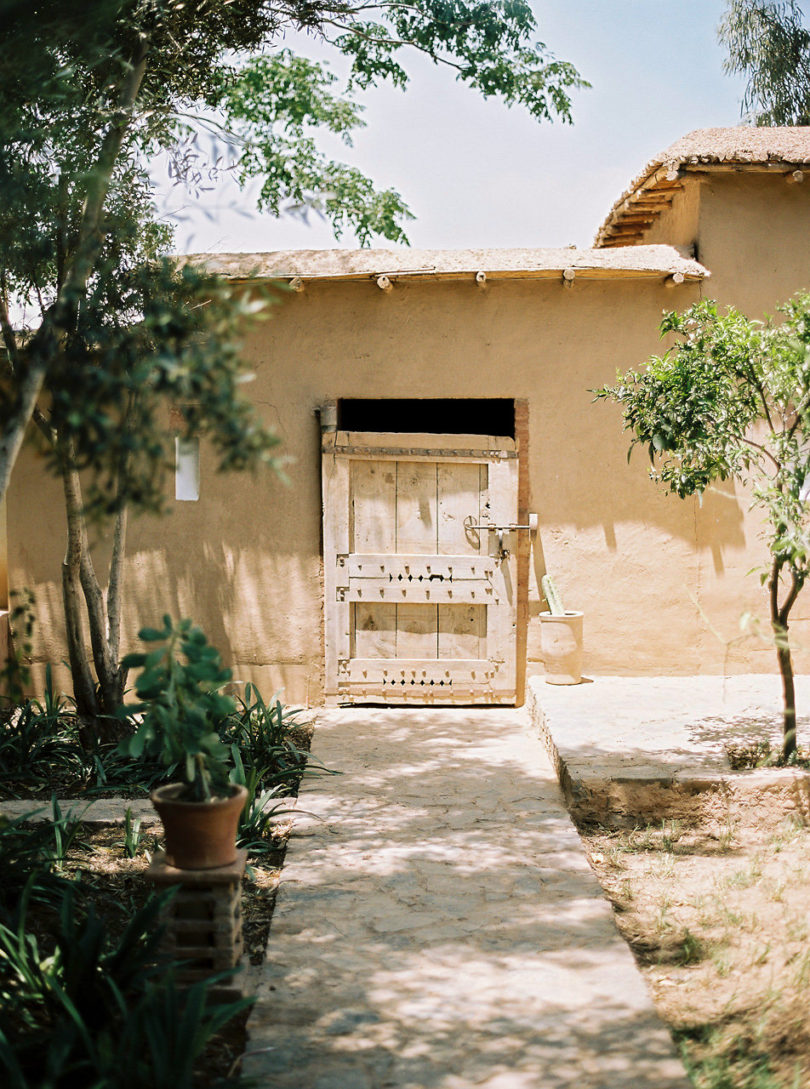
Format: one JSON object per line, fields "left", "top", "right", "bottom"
{"left": 775, "top": 628, "right": 797, "bottom": 761}
{"left": 770, "top": 558, "right": 800, "bottom": 761}
{"left": 0, "top": 354, "right": 50, "bottom": 509}
{"left": 104, "top": 503, "right": 129, "bottom": 710}
{"left": 60, "top": 452, "right": 129, "bottom": 739}
{"left": 61, "top": 459, "right": 99, "bottom": 722}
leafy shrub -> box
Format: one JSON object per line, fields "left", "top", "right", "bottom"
{"left": 0, "top": 811, "right": 74, "bottom": 928}
{"left": 0, "top": 702, "right": 86, "bottom": 797}
{"left": 1, "top": 617, "right": 313, "bottom": 810}
{"left": 0, "top": 883, "right": 252, "bottom": 1089}
{"left": 222, "top": 683, "right": 310, "bottom": 794}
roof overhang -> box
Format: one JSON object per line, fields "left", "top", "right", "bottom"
{"left": 595, "top": 126, "right": 810, "bottom": 248}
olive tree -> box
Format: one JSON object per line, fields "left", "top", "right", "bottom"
{"left": 596, "top": 296, "right": 810, "bottom": 760}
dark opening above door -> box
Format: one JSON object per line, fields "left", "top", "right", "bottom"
{"left": 338, "top": 399, "right": 515, "bottom": 438}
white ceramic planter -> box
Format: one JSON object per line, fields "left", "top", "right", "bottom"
{"left": 539, "top": 611, "right": 584, "bottom": 685}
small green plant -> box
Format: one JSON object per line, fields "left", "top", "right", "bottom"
{"left": 721, "top": 857, "right": 763, "bottom": 890}
{"left": 47, "top": 797, "right": 90, "bottom": 869}
{"left": 0, "top": 701, "right": 86, "bottom": 796}
{"left": 725, "top": 738, "right": 774, "bottom": 769}
{"left": 0, "top": 812, "right": 72, "bottom": 927}
{"left": 711, "top": 947, "right": 732, "bottom": 978}
{"left": 660, "top": 819, "right": 683, "bottom": 852}
{"left": 717, "top": 816, "right": 738, "bottom": 853}
{"left": 119, "top": 618, "right": 236, "bottom": 802}
{"left": 222, "top": 683, "right": 310, "bottom": 793}
{"left": 654, "top": 894, "right": 672, "bottom": 933}
{"left": 121, "top": 808, "right": 147, "bottom": 859}
{"left": 768, "top": 815, "right": 804, "bottom": 853}
{"left": 676, "top": 927, "right": 706, "bottom": 966}
{"left": 234, "top": 768, "right": 291, "bottom": 857}
{"left": 29, "top": 663, "right": 71, "bottom": 721}
{"left": 676, "top": 1024, "right": 783, "bottom": 1089}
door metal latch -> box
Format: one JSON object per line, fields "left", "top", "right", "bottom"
{"left": 464, "top": 514, "right": 538, "bottom": 558}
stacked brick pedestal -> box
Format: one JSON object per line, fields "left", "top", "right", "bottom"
{"left": 146, "top": 849, "right": 247, "bottom": 998}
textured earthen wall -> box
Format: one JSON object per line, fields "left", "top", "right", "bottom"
{"left": 697, "top": 172, "right": 810, "bottom": 315}
{"left": 12, "top": 268, "right": 797, "bottom": 703}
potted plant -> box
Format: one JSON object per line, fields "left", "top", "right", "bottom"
{"left": 120, "top": 616, "right": 247, "bottom": 870}
{"left": 539, "top": 575, "right": 584, "bottom": 685}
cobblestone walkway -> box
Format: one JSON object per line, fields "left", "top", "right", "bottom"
{"left": 243, "top": 706, "right": 689, "bottom": 1089}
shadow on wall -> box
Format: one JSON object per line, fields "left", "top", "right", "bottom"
{"left": 124, "top": 537, "right": 318, "bottom": 680}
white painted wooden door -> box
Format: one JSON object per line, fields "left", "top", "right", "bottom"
{"left": 322, "top": 431, "right": 519, "bottom": 703}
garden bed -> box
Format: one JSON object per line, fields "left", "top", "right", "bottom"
{"left": 1, "top": 813, "right": 290, "bottom": 1087}
{"left": 0, "top": 680, "right": 315, "bottom": 1088}
{"left": 578, "top": 803, "right": 810, "bottom": 1089}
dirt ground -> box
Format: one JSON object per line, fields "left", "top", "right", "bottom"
{"left": 578, "top": 803, "right": 810, "bottom": 1089}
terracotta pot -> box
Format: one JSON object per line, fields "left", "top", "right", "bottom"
{"left": 150, "top": 783, "right": 248, "bottom": 870}
{"left": 539, "top": 611, "right": 584, "bottom": 685}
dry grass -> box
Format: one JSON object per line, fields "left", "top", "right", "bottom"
{"left": 579, "top": 811, "right": 810, "bottom": 1089}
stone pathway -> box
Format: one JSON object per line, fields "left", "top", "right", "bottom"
{"left": 243, "top": 706, "right": 690, "bottom": 1088}
{"left": 1, "top": 797, "right": 158, "bottom": 823}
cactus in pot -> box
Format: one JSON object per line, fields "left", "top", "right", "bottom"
{"left": 541, "top": 574, "right": 565, "bottom": 616}
{"left": 539, "top": 574, "right": 583, "bottom": 684}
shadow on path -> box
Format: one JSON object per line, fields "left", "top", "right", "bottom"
{"left": 244, "top": 707, "right": 689, "bottom": 1089}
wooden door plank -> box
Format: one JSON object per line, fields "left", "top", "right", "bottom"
{"left": 332, "top": 431, "right": 518, "bottom": 459}
{"left": 344, "top": 657, "right": 493, "bottom": 678}
{"left": 396, "top": 604, "right": 438, "bottom": 660}
{"left": 324, "top": 432, "right": 520, "bottom": 705}
{"left": 351, "top": 460, "right": 397, "bottom": 553}
{"left": 437, "top": 462, "right": 484, "bottom": 556}
{"left": 347, "top": 555, "right": 495, "bottom": 579}
{"left": 484, "top": 456, "right": 519, "bottom": 696}
{"left": 345, "top": 584, "right": 496, "bottom": 605}
{"left": 438, "top": 604, "right": 486, "bottom": 659}
{"left": 353, "top": 603, "right": 397, "bottom": 659}
{"left": 322, "top": 454, "right": 351, "bottom": 699}
{"left": 395, "top": 462, "right": 438, "bottom": 554}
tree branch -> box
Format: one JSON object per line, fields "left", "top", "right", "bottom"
{"left": 779, "top": 567, "right": 803, "bottom": 626}
{"left": 740, "top": 434, "right": 780, "bottom": 471}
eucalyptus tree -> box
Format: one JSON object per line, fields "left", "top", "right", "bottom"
{"left": 596, "top": 296, "right": 810, "bottom": 761}
{"left": 719, "top": 0, "right": 810, "bottom": 124}
{"left": 0, "top": 0, "right": 586, "bottom": 728}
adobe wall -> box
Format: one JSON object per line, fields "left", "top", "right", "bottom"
{"left": 695, "top": 173, "right": 810, "bottom": 315}
{"left": 638, "top": 179, "right": 701, "bottom": 254}
{"left": 9, "top": 270, "right": 797, "bottom": 705}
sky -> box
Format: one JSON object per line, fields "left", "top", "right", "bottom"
{"left": 162, "top": 1, "right": 750, "bottom": 256}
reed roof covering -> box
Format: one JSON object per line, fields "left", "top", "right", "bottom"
{"left": 595, "top": 127, "right": 810, "bottom": 248}
{"left": 187, "top": 244, "right": 707, "bottom": 285}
